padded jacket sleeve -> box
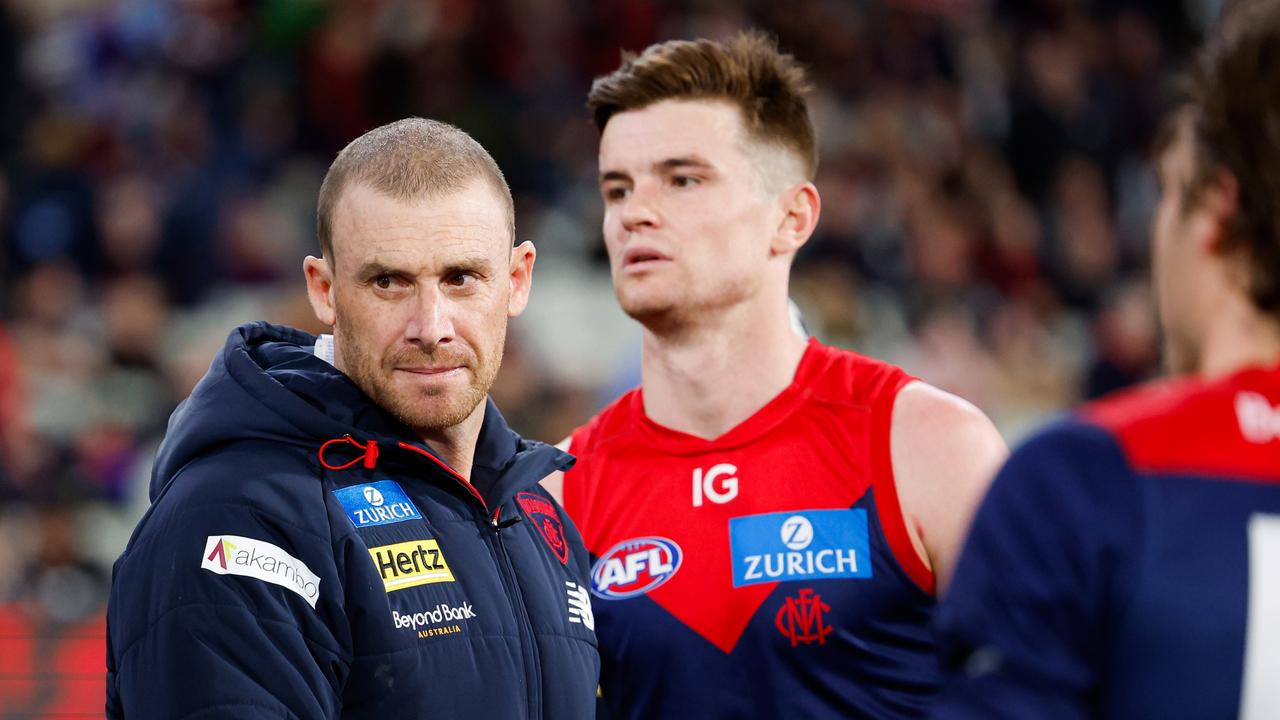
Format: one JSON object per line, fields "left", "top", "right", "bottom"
{"left": 106, "top": 454, "right": 350, "bottom": 719}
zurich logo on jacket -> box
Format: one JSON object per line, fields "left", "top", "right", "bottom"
{"left": 106, "top": 322, "right": 599, "bottom": 719}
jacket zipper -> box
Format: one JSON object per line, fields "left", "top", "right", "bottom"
{"left": 493, "top": 510, "right": 543, "bottom": 720}
{"left": 398, "top": 442, "right": 543, "bottom": 718}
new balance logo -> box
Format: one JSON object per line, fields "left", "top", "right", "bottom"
{"left": 566, "top": 581, "right": 594, "bottom": 631}
{"left": 1236, "top": 391, "right": 1280, "bottom": 443}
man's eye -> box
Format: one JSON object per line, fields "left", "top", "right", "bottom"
{"left": 604, "top": 186, "right": 630, "bottom": 201}
{"left": 672, "top": 175, "right": 698, "bottom": 188}
{"left": 375, "top": 275, "right": 393, "bottom": 289}
{"left": 447, "top": 273, "right": 475, "bottom": 287}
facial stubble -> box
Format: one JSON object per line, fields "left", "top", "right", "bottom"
{"left": 338, "top": 325, "right": 506, "bottom": 434}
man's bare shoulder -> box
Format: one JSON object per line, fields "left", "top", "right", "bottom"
{"left": 890, "top": 381, "right": 1008, "bottom": 591}
{"left": 893, "top": 382, "right": 1002, "bottom": 444}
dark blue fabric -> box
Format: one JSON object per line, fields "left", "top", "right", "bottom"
{"left": 595, "top": 490, "right": 938, "bottom": 720}
{"left": 932, "top": 418, "right": 1280, "bottom": 719}
{"left": 107, "top": 321, "right": 599, "bottom": 719}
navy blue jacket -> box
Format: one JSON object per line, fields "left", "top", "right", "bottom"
{"left": 106, "top": 322, "right": 599, "bottom": 719}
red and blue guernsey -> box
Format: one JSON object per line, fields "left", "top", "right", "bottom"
{"left": 933, "top": 364, "right": 1280, "bottom": 719}
{"left": 564, "top": 338, "right": 940, "bottom": 719}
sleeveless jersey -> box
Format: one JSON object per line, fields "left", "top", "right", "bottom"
{"left": 934, "top": 364, "right": 1280, "bottom": 718}
{"left": 564, "top": 338, "right": 939, "bottom": 719}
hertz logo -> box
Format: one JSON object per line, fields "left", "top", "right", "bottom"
{"left": 368, "top": 539, "right": 455, "bottom": 592}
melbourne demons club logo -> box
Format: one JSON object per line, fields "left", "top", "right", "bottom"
{"left": 515, "top": 491, "right": 569, "bottom": 564}
{"left": 590, "top": 537, "right": 682, "bottom": 599}
{"left": 776, "top": 588, "right": 833, "bottom": 647}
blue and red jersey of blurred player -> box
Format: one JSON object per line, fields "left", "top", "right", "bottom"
{"left": 935, "top": 364, "right": 1280, "bottom": 719}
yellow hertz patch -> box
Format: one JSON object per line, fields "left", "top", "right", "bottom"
{"left": 368, "top": 539, "right": 455, "bottom": 592}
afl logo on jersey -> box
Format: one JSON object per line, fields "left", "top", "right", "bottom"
{"left": 590, "top": 537, "right": 682, "bottom": 600}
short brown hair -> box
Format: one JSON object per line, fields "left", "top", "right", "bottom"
{"left": 316, "top": 118, "right": 514, "bottom": 261}
{"left": 587, "top": 30, "right": 817, "bottom": 180}
{"left": 1180, "top": 0, "right": 1280, "bottom": 315}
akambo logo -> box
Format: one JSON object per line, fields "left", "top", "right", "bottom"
{"left": 590, "top": 537, "right": 682, "bottom": 599}
{"left": 201, "top": 535, "right": 321, "bottom": 608}
{"left": 333, "top": 480, "right": 423, "bottom": 529}
{"left": 393, "top": 602, "right": 477, "bottom": 639}
{"left": 729, "top": 509, "right": 872, "bottom": 587}
{"left": 369, "top": 539, "right": 455, "bottom": 592}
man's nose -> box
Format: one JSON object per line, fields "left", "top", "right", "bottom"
{"left": 403, "top": 286, "right": 455, "bottom": 349}
{"left": 619, "top": 181, "right": 661, "bottom": 232}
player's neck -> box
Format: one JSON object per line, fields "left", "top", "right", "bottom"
{"left": 1197, "top": 292, "right": 1280, "bottom": 379}
{"left": 639, "top": 301, "right": 808, "bottom": 440}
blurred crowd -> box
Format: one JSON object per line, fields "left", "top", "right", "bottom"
{"left": 0, "top": 0, "right": 1215, "bottom": 712}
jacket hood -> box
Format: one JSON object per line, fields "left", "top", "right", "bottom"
{"left": 150, "top": 322, "right": 571, "bottom": 505}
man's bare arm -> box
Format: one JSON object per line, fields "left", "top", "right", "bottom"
{"left": 890, "top": 381, "right": 1008, "bottom": 594}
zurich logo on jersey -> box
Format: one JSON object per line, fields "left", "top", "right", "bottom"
{"left": 332, "top": 480, "right": 422, "bottom": 529}
{"left": 729, "top": 509, "right": 872, "bottom": 587}
{"left": 590, "top": 537, "right": 682, "bottom": 600}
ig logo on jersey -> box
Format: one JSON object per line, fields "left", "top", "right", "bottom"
{"left": 692, "top": 463, "right": 739, "bottom": 506}
{"left": 590, "top": 537, "right": 682, "bottom": 599}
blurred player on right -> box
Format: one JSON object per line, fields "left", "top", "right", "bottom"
{"left": 933, "top": 3, "right": 1280, "bottom": 718}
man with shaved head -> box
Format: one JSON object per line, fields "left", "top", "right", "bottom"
{"left": 107, "top": 118, "right": 599, "bottom": 719}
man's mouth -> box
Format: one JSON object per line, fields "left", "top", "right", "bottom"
{"left": 623, "top": 246, "right": 672, "bottom": 267}
{"left": 397, "top": 366, "right": 465, "bottom": 376}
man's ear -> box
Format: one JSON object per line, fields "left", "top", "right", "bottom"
{"left": 771, "top": 181, "right": 821, "bottom": 256}
{"left": 507, "top": 241, "right": 537, "bottom": 318}
{"left": 1202, "top": 169, "right": 1241, "bottom": 256}
{"left": 304, "top": 255, "right": 337, "bottom": 327}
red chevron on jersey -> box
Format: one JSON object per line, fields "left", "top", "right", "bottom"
{"left": 565, "top": 338, "right": 933, "bottom": 654}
